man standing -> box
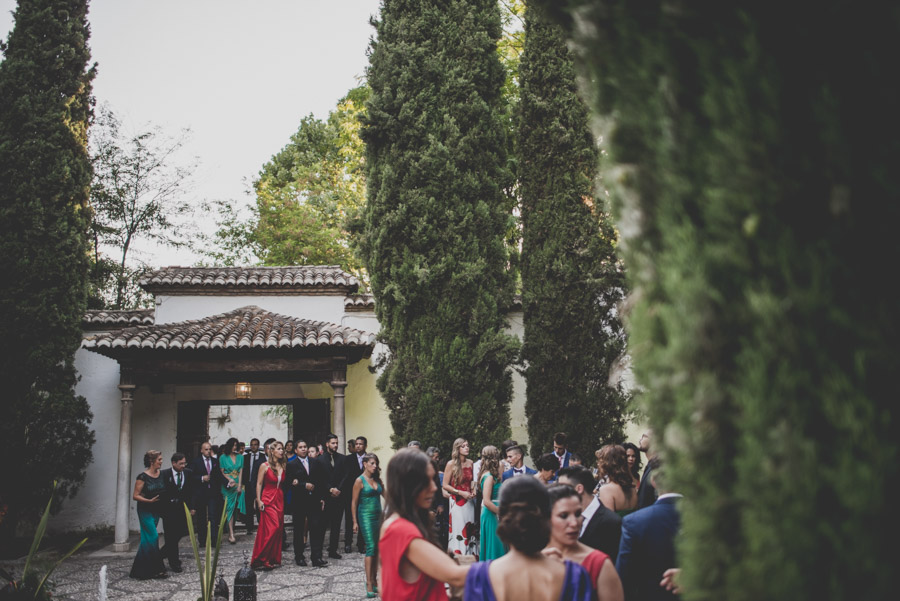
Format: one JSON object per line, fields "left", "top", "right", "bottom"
{"left": 313, "top": 433, "right": 347, "bottom": 560}
{"left": 557, "top": 466, "right": 622, "bottom": 563}
{"left": 160, "top": 452, "right": 193, "bottom": 572}
{"left": 502, "top": 445, "right": 537, "bottom": 480}
{"left": 242, "top": 438, "right": 266, "bottom": 533}
{"left": 616, "top": 476, "right": 682, "bottom": 601}
{"left": 637, "top": 430, "right": 660, "bottom": 509}
{"left": 553, "top": 432, "right": 572, "bottom": 471}
{"left": 190, "top": 442, "right": 223, "bottom": 546}
{"left": 286, "top": 439, "right": 326, "bottom": 567}
{"left": 343, "top": 436, "right": 368, "bottom": 553}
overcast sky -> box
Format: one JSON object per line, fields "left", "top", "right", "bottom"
{"left": 0, "top": 0, "right": 377, "bottom": 266}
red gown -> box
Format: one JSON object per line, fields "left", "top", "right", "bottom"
{"left": 250, "top": 465, "right": 284, "bottom": 569}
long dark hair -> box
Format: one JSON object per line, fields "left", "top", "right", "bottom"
{"left": 598, "top": 444, "right": 635, "bottom": 499}
{"left": 384, "top": 448, "right": 437, "bottom": 545}
{"left": 362, "top": 453, "right": 384, "bottom": 488}
{"left": 623, "top": 441, "right": 643, "bottom": 479}
{"left": 221, "top": 437, "right": 239, "bottom": 456}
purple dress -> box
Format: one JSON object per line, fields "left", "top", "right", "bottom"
{"left": 463, "top": 559, "right": 593, "bottom": 601}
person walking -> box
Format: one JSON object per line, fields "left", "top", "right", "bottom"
{"left": 250, "top": 441, "right": 286, "bottom": 570}
{"left": 219, "top": 437, "right": 245, "bottom": 544}
{"left": 160, "top": 452, "right": 193, "bottom": 573}
{"left": 130, "top": 450, "right": 167, "bottom": 580}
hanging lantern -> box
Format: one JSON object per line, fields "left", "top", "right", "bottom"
{"left": 235, "top": 382, "right": 252, "bottom": 399}
{"left": 233, "top": 559, "right": 257, "bottom": 601}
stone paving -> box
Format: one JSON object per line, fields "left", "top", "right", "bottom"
{"left": 3, "top": 530, "right": 372, "bottom": 601}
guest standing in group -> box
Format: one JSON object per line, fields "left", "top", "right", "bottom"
{"left": 379, "top": 448, "right": 470, "bottom": 600}
{"left": 287, "top": 439, "right": 326, "bottom": 566}
{"left": 536, "top": 453, "right": 561, "bottom": 485}
{"left": 478, "top": 445, "right": 506, "bottom": 560}
{"left": 190, "top": 442, "right": 224, "bottom": 546}
{"left": 557, "top": 466, "right": 622, "bottom": 563}
{"left": 242, "top": 438, "right": 266, "bottom": 534}
{"left": 463, "top": 476, "right": 593, "bottom": 601}
{"left": 219, "top": 437, "right": 245, "bottom": 544}
{"left": 547, "top": 485, "right": 624, "bottom": 601}
{"left": 443, "top": 437, "right": 477, "bottom": 557}
{"left": 314, "top": 433, "right": 348, "bottom": 559}
{"left": 427, "top": 446, "right": 449, "bottom": 548}
{"left": 622, "top": 443, "right": 642, "bottom": 490}
{"left": 596, "top": 445, "right": 638, "bottom": 517}
{"left": 345, "top": 436, "right": 368, "bottom": 553}
{"left": 502, "top": 445, "right": 537, "bottom": 480}
{"left": 308, "top": 445, "right": 319, "bottom": 459}
{"left": 352, "top": 453, "right": 384, "bottom": 597}
{"left": 251, "top": 440, "right": 286, "bottom": 570}
{"left": 160, "top": 452, "right": 193, "bottom": 573}
{"left": 130, "top": 450, "right": 167, "bottom": 580}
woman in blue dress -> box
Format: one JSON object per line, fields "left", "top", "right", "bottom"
{"left": 352, "top": 453, "right": 384, "bottom": 598}
{"left": 130, "top": 450, "right": 167, "bottom": 579}
{"left": 478, "top": 445, "right": 506, "bottom": 560}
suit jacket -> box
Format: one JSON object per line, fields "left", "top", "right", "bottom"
{"left": 242, "top": 450, "right": 268, "bottom": 488}
{"left": 615, "top": 495, "right": 681, "bottom": 601}
{"left": 579, "top": 499, "right": 622, "bottom": 563}
{"left": 345, "top": 452, "right": 365, "bottom": 492}
{"left": 161, "top": 466, "right": 194, "bottom": 515}
{"left": 314, "top": 450, "right": 347, "bottom": 498}
{"left": 190, "top": 455, "right": 224, "bottom": 507}
{"left": 501, "top": 466, "right": 537, "bottom": 481}
{"left": 285, "top": 455, "right": 320, "bottom": 510}
{"left": 637, "top": 458, "right": 660, "bottom": 509}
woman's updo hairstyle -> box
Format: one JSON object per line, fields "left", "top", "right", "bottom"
{"left": 496, "top": 476, "right": 551, "bottom": 555}
{"left": 143, "top": 449, "right": 162, "bottom": 468}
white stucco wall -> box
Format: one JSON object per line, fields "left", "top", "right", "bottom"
{"left": 208, "top": 404, "right": 290, "bottom": 444}
{"left": 154, "top": 294, "right": 345, "bottom": 325}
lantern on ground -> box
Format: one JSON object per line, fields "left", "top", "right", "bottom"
{"left": 233, "top": 559, "right": 257, "bottom": 601}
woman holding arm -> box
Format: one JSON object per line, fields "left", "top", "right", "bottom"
{"left": 352, "top": 453, "right": 385, "bottom": 597}
{"left": 219, "top": 437, "right": 245, "bottom": 544}
{"left": 442, "top": 437, "right": 477, "bottom": 557}
{"left": 379, "top": 449, "right": 470, "bottom": 600}
{"left": 478, "top": 445, "right": 506, "bottom": 560}
{"left": 547, "top": 484, "right": 624, "bottom": 601}
{"left": 250, "top": 441, "right": 286, "bottom": 570}
{"left": 129, "top": 450, "right": 167, "bottom": 580}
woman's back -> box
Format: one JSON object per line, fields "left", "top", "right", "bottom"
{"left": 464, "top": 556, "right": 592, "bottom": 601}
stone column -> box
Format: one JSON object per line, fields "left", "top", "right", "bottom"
{"left": 113, "top": 376, "right": 136, "bottom": 552}
{"left": 331, "top": 368, "right": 347, "bottom": 452}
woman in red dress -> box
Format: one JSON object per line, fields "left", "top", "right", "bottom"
{"left": 251, "top": 440, "right": 286, "bottom": 570}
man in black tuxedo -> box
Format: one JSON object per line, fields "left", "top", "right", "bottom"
{"left": 160, "top": 452, "right": 193, "bottom": 572}
{"left": 190, "top": 441, "right": 224, "bottom": 546}
{"left": 557, "top": 466, "right": 623, "bottom": 563}
{"left": 286, "top": 439, "right": 326, "bottom": 566}
{"left": 242, "top": 438, "right": 266, "bottom": 534}
{"left": 313, "top": 433, "right": 347, "bottom": 559}
{"left": 637, "top": 430, "right": 660, "bottom": 510}
{"left": 343, "top": 435, "right": 367, "bottom": 553}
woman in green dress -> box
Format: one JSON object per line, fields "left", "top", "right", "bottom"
{"left": 219, "top": 437, "right": 246, "bottom": 544}
{"left": 352, "top": 453, "right": 385, "bottom": 598}
{"left": 478, "top": 445, "right": 506, "bottom": 560}
{"left": 130, "top": 450, "right": 167, "bottom": 579}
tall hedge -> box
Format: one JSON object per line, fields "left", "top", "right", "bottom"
{"left": 0, "top": 0, "right": 96, "bottom": 535}
{"left": 539, "top": 1, "right": 899, "bottom": 599}
{"left": 518, "top": 4, "right": 628, "bottom": 461}
{"left": 360, "top": 0, "right": 518, "bottom": 453}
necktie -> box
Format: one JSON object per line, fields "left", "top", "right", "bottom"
{"left": 177, "top": 472, "right": 182, "bottom": 489}
{"left": 330, "top": 453, "right": 334, "bottom": 467}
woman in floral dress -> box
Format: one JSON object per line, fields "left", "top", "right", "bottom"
{"left": 442, "top": 438, "right": 478, "bottom": 557}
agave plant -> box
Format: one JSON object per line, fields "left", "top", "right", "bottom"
{"left": 183, "top": 503, "right": 228, "bottom": 601}
{"left": 0, "top": 482, "right": 86, "bottom": 600}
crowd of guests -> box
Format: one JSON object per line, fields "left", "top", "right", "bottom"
{"left": 128, "top": 429, "right": 680, "bottom": 601}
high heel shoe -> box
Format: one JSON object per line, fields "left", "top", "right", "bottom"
{"left": 228, "top": 537, "right": 236, "bottom": 544}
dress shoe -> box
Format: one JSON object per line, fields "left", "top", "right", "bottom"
{"left": 170, "top": 563, "right": 183, "bottom": 573}
{"left": 295, "top": 557, "right": 307, "bottom": 567}
{"left": 311, "top": 558, "right": 328, "bottom": 568}
{"left": 328, "top": 551, "right": 342, "bottom": 560}
{"left": 344, "top": 545, "right": 353, "bottom": 554}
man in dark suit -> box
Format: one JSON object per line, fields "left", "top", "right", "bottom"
{"left": 160, "top": 452, "right": 193, "bottom": 572}
{"left": 616, "top": 480, "right": 682, "bottom": 601}
{"left": 242, "top": 437, "right": 266, "bottom": 533}
{"left": 343, "top": 435, "right": 368, "bottom": 553}
{"left": 286, "top": 439, "right": 326, "bottom": 566}
{"left": 190, "top": 441, "right": 224, "bottom": 546}
{"left": 313, "top": 433, "right": 347, "bottom": 560}
{"left": 552, "top": 432, "right": 572, "bottom": 474}
{"left": 637, "top": 430, "right": 660, "bottom": 509}
{"left": 502, "top": 445, "right": 537, "bottom": 480}
{"left": 557, "top": 466, "right": 623, "bottom": 563}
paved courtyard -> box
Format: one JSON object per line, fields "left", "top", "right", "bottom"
{"left": 3, "top": 530, "right": 371, "bottom": 601}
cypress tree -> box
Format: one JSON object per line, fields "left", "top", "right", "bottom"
{"left": 361, "top": 0, "right": 518, "bottom": 453}
{"left": 0, "top": 0, "right": 96, "bottom": 533}
{"left": 539, "top": 1, "right": 899, "bottom": 599}
{"left": 518, "top": 4, "right": 629, "bottom": 461}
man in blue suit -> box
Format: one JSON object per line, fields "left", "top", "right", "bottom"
{"left": 615, "top": 478, "right": 682, "bottom": 601}
{"left": 552, "top": 432, "right": 571, "bottom": 471}
{"left": 501, "top": 445, "right": 537, "bottom": 480}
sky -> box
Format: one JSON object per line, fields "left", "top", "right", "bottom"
{"left": 0, "top": 0, "right": 378, "bottom": 266}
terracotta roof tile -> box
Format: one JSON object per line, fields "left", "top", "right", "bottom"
{"left": 82, "top": 306, "right": 376, "bottom": 354}
{"left": 344, "top": 294, "right": 375, "bottom": 312}
{"left": 139, "top": 266, "right": 359, "bottom": 294}
{"left": 83, "top": 309, "right": 155, "bottom": 328}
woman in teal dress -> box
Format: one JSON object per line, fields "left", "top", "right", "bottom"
{"left": 352, "top": 453, "right": 384, "bottom": 598}
{"left": 478, "top": 445, "right": 506, "bottom": 560}
{"left": 130, "top": 450, "right": 167, "bottom": 579}
{"left": 219, "top": 437, "right": 246, "bottom": 544}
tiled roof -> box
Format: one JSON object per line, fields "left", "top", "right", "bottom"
{"left": 82, "top": 306, "right": 375, "bottom": 353}
{"left": 344, "top": 294, "right": 375, "bottom": 312}
{"left": 83, "top": 309, "right": 155, "bottom": 328}
{"left": 139, "top": 266, "right": 359, "bottom": 294}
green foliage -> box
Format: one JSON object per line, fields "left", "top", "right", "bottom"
{"left": 540, "top": 1, "right": 900, "bottom": 599}
{"left": 361, "top": 0, "right": 519, "bottom": 453}
{"left": 0, "top": 0, "right": 96, "bottom": 538}
{"left": 208, "top": 86, "right": 369, "bottom": 278}
{"left": 518, "top": 4, "right": 629, "bottom": 461}
{"left": 88, "top": 104, "right": 196, "bottom": 309}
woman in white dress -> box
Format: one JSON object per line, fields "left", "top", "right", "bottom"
{"left": 442, "top": 438, "right": 478, "bottom": 557}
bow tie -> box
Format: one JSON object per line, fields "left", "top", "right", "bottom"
{"left": 514, "top": 468, "right": 523, "bottom": 474}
